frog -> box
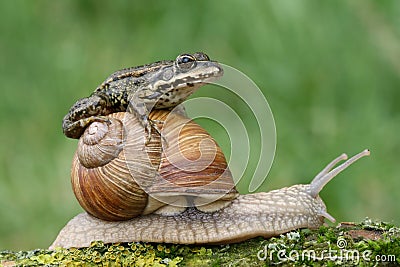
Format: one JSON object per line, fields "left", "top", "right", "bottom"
{"left": 62, "top": 52, "right": 223, "bottom": 142}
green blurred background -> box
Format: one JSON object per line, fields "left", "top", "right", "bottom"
{"left": 1, "top": 0, "right": 399, "bottom": 250}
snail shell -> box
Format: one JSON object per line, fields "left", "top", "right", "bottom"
{"left": 71, "top": 110, "right": 238, "bottom": 221}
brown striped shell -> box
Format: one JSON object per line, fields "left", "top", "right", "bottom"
{"left": 71, "top": 110, "right": 238, "bottom": 221}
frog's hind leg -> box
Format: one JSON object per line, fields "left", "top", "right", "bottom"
{"left": 62, "top": 95, "right": 113, "bottom": 139}
{"left": 62, "top": 116, "right": 111, "bottom": 139}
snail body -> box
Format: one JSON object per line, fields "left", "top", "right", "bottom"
{"left": 50, "top": 149, "right": 369, "bottom": 248}
{"left": 51, "top": 110, "right": 370, "bottom": 249}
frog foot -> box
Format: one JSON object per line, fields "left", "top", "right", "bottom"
{"left": 145, "top": 119, "right": 168, "bottom": 147}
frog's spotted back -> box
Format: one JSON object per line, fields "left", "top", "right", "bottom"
{"left": 62, "top": 52, "right": 223, "bottom": 140}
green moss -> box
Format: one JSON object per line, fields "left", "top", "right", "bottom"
{"left": 1, "top": 219, "right": 399, "bottom": 266}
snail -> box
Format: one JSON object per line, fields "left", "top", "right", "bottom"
{"left": 50, "top": 109, "right": 370, "bottom": 249}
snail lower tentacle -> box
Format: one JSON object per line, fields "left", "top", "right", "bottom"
{"left": 50, "top": 149, "right": 369, "bottom": 249}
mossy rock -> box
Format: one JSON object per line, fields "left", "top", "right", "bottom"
{"left": 1, "top": 219, "right": 399, "bottom": 266}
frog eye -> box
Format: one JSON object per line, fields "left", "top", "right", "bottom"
{"left": 176, "top": 54, "right": 197, "bottom": 70}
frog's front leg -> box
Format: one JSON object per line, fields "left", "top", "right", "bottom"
{"left": 126, "top": 99, "right": 153, "bottom": 144}
{"left": 127, "top": 97, "right": 166, "bottom": 145}
{"left": 62, "top": 95, "right": 112, "bottom": 139}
